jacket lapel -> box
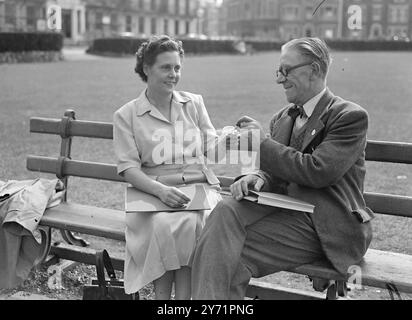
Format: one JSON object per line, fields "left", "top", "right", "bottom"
{"left": 301, "top": 88, "right": 335, "bottom": 152}
{"left": 271, "top": 110, "right": 295, "bottom": 146}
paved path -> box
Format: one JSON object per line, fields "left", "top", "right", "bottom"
{"left": 62, "top": 46, "right": 105, "bottom": 61}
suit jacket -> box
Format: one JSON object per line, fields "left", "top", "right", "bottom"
{"left": 258, "top": 88, "right": 373, "bottom": 275}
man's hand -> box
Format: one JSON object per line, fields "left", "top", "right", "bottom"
{"left": 230, "top": 175, "right": 265, "bottom": 201}
{"left": 236, "top": 116, "right": 266, "bottom": 144}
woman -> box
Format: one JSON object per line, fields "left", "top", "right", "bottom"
{"left": 113, "top": 35, "right": 224, "bottom": 300}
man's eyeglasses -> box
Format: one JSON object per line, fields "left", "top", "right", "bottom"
{"left": 275, "top": 61, "right": 313, "bottom": 79}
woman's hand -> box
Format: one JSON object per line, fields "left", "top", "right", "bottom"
{"left": 158, "top": 185, "right": 191, "bottom": 208}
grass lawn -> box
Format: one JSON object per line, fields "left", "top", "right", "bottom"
{"left": 0, "top": 50, "right": 411, "bottom": 299}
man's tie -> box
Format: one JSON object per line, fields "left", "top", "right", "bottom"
{"left": 287, "top": 105, "right": 304, "bottom": 121}
{"left": 288, "top": 105, "right": 307, "bottom": 150}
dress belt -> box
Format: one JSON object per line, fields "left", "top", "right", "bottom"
{"left": 141, "top": 165, "right": 220, "bottom": 186}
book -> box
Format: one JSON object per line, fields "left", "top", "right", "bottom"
{"left": 219, "top": 190, "right": 314, "bottom": 214}
{"left": 125, "top": 184, "right": 211, "bottom": 213}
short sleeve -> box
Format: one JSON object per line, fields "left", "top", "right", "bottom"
{"left": 113, "top": 108, "right": 142, "bottom": 175}
{"left": 195, "top": 95, "right": 218, "bottom": 155}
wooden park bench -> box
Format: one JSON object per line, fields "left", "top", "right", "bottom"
{"left": 26, "top": 110, "right": 412, "bottom": 300}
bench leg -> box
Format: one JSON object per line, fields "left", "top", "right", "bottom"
{"left": 60, "top": 229, "right": 89, "bottom": 247}
{"left": 311, "top": 277, "right": 348, "bottom": 300}
{"left": 337, "top": 280, "right": 348, "bottom": 297}
{"left": 325, "top": 281, "right": 348, "bottom": 300}
{"left": 34, "top": 226, "right": 52, "bottom": 266}
{"left": 326, "top": 282, "right": 338, "bottom": 300}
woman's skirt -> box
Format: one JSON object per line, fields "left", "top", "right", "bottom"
{"left": 123, "top": 183, "right": 222, "bottom": 294}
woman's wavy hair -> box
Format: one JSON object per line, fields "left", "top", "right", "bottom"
{"left": 134, "top": 35, "right": 184, "bottom": 82}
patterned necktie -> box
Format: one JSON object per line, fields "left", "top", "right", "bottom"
{"left": 287, "top": 105, "right": 304, "bottom": 121}
{"left": 288, "top": 105, "right": 306, "bottom": 150}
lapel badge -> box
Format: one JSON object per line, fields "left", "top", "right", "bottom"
{"left": 311, "top": 129, "right": 316, "bottom": 136}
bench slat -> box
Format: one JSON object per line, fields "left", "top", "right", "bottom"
{"left": 294, "top": 249, "right": 412, "bottom": 294}
{"left": 27, "top": 155, "right": 124, "bottom": 182}
{"left": 360, "top": 249, "right": 412, "bottom": 294}
{"left": 246, "top": 279, "right": 326, "bottom": 300}
{"left": 40, "top": 202, "right": 412, "bottom": 294}
{"left": 39, "top": 203, "right": 126, "bottom": 241}
{"left": 27, "top": 156, "right": 412, "bottom": 218}
{"left": 30, "top": 117, "right": 113, "bottom": 139}
{"left": 217, "top": 175, "right": 412, "bottom": 218}
{"left": 31, "top": 117, "right": 412, "bottom": 164}
{"left": 366, "top": 140, "right": 412, "bottom": 164}
{"left": 364, "top": 192, "right": 412, "bottom": 218}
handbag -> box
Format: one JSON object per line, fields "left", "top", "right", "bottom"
{"left": 82, "top": 249, "right": 139, "bottom": 300}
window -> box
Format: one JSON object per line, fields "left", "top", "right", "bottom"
{"left": 138, "top": 16, "right": 145, "bottom": 33}
{"left": 151, "top": 17, "right": 157, "bottom": 34}
{"left": 244, "top": 3, "right": 251, "bottom": 19}
{"left": 388, "top": 5, "right": 408, "bottom": 23}
{"left": 111, "top": 14, "right": 118, "bottom": 31}
{"left": 185, "top": 20, "right": 189, "bottom": 34}
{"left": 269, "top": 1, "right": 276, "bottom": 17}
{"left": 175, "top": 0, "right": 180, "bottom": 15}
{"left": 77, "top": 10, "right": 82, "bottom": 34}
{"left": 179, "top": 0, "right": 185, "bottom": 16}
{"left": 164, "top": 18, "right": 169, "bottom": 34}
{"left": 139, "top": 0, "right": 145, "bottom": 10}
{"left": 26, "top": 6, "right": 36, "bottom": 27}
{"left": 283, "top": 5, "right": 299, "bottom": 20}
{"left": 86, "top": 12, "right": 89, "bottom": 31}
{"left": 175, "top": 19, "right": 179, "bottom": 35}
{"left": 5, "top": 2, "right": 16, "bottom": 25}
{"left": 95, "top": 12, "right": 103, "bottom": 30}
{"left": 126, "top": 15, "right": 132, "bottom": 32}
{"left": 151, "top": 0, "right": 156, "bottom": 11}
{"left": 323, "top": 6, "right": 336, "bottom": 19}
{"left": 185, "top": 0, "right": 190, "bottom": 15}
{"left": 159, "top": 0, "right": 169, "bottom": 14}
{"left": 372, "top": 5, "right": 382, "bottom": 21}
{"left": 305, "top": 6, "right": 313, "bottom": 19}
{"left": 261, "top": 0, "right": 268, "bottom": 18}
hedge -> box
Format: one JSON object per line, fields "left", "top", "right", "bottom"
{"left": 87, "top": 37, "right": 148, "bottom": 55}
{"left": 324, "top": 39, "right": 412, "bottom": 51}
{"left": 0, "top": 32, "right": 63, "bottom": 53}
{"left": 87, "top": 37, "right": 412, "bottom": 56}
{"left": 86, "top": 37, "right": 240, "bottom": 55}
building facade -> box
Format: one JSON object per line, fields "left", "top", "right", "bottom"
{"left": 199, "top": 0, "right": 220, "bottom": 38}
{"left": 225, "top": 0, "right": 280, "bottom": 40}
{"left": 221, "top": 0, "right": 412, "bottom": 41}
{"left": 0, "top": 0, "right": 201, "bottom": 45}
{"left": 341, "top": 0, "right": 412, "bottom": 40}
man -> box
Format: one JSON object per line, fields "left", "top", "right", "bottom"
{"left": 191, "top": 37, "right": 374, "bottom": 300}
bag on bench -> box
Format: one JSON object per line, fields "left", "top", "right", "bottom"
{"left": 82, "top": 249, "right": 138, "bottom": 300}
